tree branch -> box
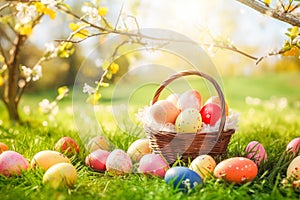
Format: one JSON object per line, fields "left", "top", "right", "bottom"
{"left": 236, "top": 0, "right": 300, "bottom": 27}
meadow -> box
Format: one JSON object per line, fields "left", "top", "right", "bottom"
{"left": 0, "top": 72, "right": 300, "bottom": 200}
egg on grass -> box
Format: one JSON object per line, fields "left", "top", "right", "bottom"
{"left": 106, "top": 149, "right": 132, "bottom": 175}
{"left": 31, "top": 150, "right": 70, "bottom": 170}
{"left": 0, "top": 142, "right": 9, "bottom": 154}
{"left": 85, "top": 149, "right": 110, "bottom": 171}
{"left": 245, "top": 141, "right": 267, "bottom": 166}
{"left": 54, "top": 136, "right": 80, "bottom": 155}
{"left": 214, "top": 157, "right": 258, "bottom": 184}
{"left": 138, "top": 154, "right": 169, "bottom": 177}
{"left": 127, "top": 138, "right": 152, "bottom": 163}
{"left": 164, "top": 166, "right": 203, "bottom": 192}
{"left": 42, "top": 163, "right": 77, "bottom": 189}
{"left": 86, "top": 135, "right": 110, "bottom": 152}
{"left": 189, "top": 155, "right": 216, "bottom": 180}
{"left": 0, "top": 150, "right": 29, "bottom": 177}
{"left": 287, "top": 155, "right": 300, "bottom": 180}
{"left": 286, "top": 138, "right": 300, "bottom": 156}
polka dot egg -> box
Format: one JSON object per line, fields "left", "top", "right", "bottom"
{"left": 214, "top": 157, "right": 258, "bottom": 184}
{"left": 175, "top": 108, "right": 202, "bottom": 133}
{"left": 287, "top": 155, "right": 300, "bottom": 180}
{"left": 189, "top": 155, "right": 216, "bottom": 180}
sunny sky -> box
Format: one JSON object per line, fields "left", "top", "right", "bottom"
{"left": 119, "top": 0, "right": 289, "bottom": 51}
{"left": 28, "top": 0, "right": 291, "bottom": 75}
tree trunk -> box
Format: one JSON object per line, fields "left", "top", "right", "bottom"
{"left": 5, "top": 100, "right": 20, "bottom": 123}
{"left": 2, "top": 35, "right": 27, "bottom": 123}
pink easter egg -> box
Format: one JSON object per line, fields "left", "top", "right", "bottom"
{"left": 286, "top": 138, "right": 300, "bottom": 156}
{"left": 245, "top": 141, "right": 267, "bottom": 165}
{"left": 85, "top": 149, "right": 110, "bottom": 171}
{"left": 0, "top": 150, "right": 29, "bottom": 176}
{"left": 138, "top": 154, "right": 169, "bottom": 178}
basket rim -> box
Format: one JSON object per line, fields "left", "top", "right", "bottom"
{"left": 145, "top": 125, "right": 235, "bottom": 136}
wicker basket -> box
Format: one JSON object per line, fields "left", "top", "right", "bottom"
{"left": 145, "top": 70, "right": 235, "bottom": 164}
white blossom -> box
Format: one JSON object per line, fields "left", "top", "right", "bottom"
{"left": 82, "top": 6, "right": 101, "bottom": 24}
{"left": 21, "top": 65, "right": 32, "bottom": 82}
{"left": 83, "top": 83, "right": 95, "bottom": 95}
{"left": 16, "top": 3, "right": 37, "bottom": 25}
{"left": 39, "top": 99, "right": 58, "bottom": 115}
{"left": 45, "top": 42, "right": 56, "bottom": 53}
{"left": 41, "top": 0, "right": 58, "bottom": 9}
{"left": 32, "top": 65, "right": 42, "bottom": 81}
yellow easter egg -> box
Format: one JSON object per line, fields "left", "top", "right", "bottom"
{"left": 43, "top": 163, "right": 77, "bottom": 189}
{"left": 189, "top": 155, "right": 216, "bottom": 180}
{"left": 31, "top": 150, "right": 70, "bottom": 170}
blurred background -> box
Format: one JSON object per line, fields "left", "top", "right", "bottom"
{"left": 12, "top": 0, "right": 299, "bottom": 93}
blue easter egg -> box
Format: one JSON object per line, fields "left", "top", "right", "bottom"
{"left": 164, "top": 166, "right": 203, "bottom": 192}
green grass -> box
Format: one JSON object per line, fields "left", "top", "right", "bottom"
{"left": 1, "top": 72, "right": 300, "bottom": 199}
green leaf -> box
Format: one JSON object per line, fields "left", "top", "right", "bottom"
{"left": 290, "top": 26, "right": 299, "bottom": 40}
{"left": 59, "top": 3, "right": 71, "bottom": 10}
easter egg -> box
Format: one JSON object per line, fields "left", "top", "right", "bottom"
{"left": 189, "top": 155, "right": 216, "bottom": 180}
{"left": 149, "top": 100, "right": 180, "bottom": 124}
{"left": 175, "top": 108, "right": 202, "bottom": 133}
{"left": 205, "top": 96, "right": 229, "bottom": 116}
{"left": 138, "top": 154, "right": 169, "bottom": 178}
{"left": 214, "top": 157, "right": 258, "bottom": 184}
{"left": 245, "top": 141, "right": 267, "bottom": 165}
{"left": 85, "top": 149, "right": 110, "bottom": 171}
{"left": 54, "top": 136, "right": 80, "bottom": 155}
{"left": 43, "top": 163, "right": 77, "bottom": 189}
{"left": 86, "top": 135, "right": 110, "bottom": 152}
{"left": 287, "top": 156, "right": 300, "bottom": 180}
{"left": 200, "top": 103, "right": 221, "bottom": 126}
{"left": 31, "top": 150, "right": 70, "bottom": 170}
{"left": 127, "top": 139, "right": 152, "bottom": 163}
{"left": 286, "top": 138, "right": 300, "bottom": 156}
{"left": 0, "top": 151, "right": 29, "bottom": 176}
{"left": 164, "top": 166, "right": 203, "bottom": 192}
{"left": 106, "top": 149, "right": 132, "bottom": 175}
{"left": 0, "top": 142, "right": 9, "bottom": 154}
{"left": 177, "top": 90, "right": 202, "bottom": 111}
{"left": 166, "top": 93, "right": 180, "bottom": 105}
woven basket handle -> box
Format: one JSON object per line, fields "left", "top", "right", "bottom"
{"left": 151, "top": 70, "right": 226, "bottom": 134}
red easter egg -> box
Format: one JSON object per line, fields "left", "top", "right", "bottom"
{"left": 85, "top": 149, "right": 110, "bottom": 171}
{"left": 54, "top": 136, "right": 80, "bottom": 154}
{"left": 200, "top": 103, "right": 221, "bottom": 126}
